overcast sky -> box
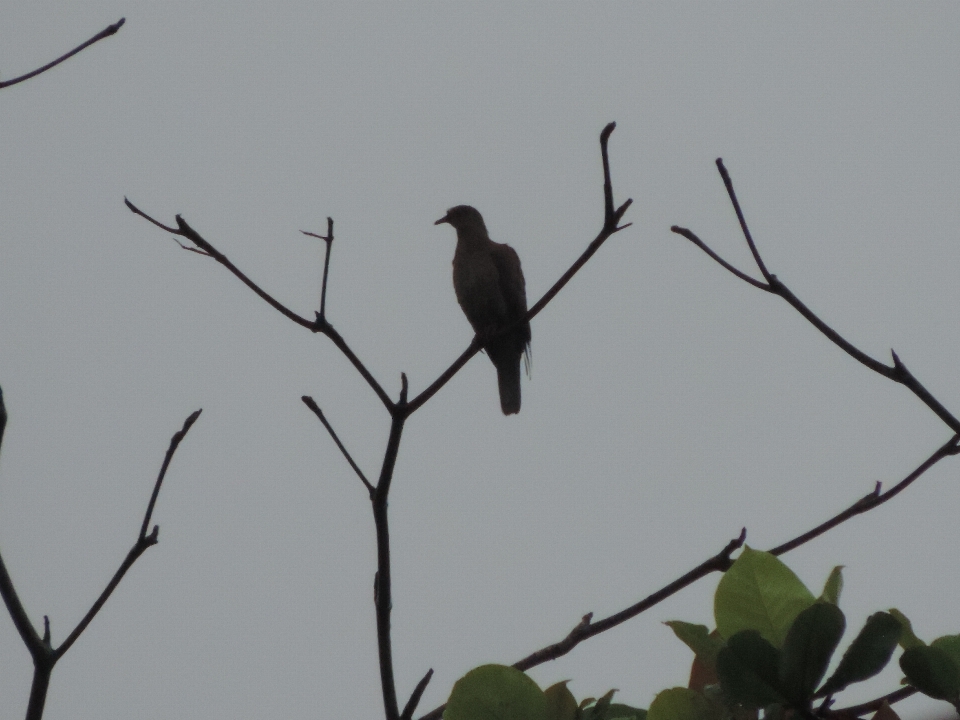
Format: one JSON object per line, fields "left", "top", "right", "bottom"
{"left": 3, "top": 3, "right": 960, "bottom": 719}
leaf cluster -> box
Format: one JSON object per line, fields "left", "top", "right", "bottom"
{"left": 441, "top": 549, "right": 960, "bottom": 720}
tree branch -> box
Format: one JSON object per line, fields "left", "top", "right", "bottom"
{"left": 671, "top": 160, "right": 960, "bottom": 435}
{"left": 373, "top": 378, "right": 410, "bottom": 720}
{"left": 401, "top": 668, "right": 434, "bottom": 720}
{"left": 417, "top": 530, "right": 747, "bottom": 720}
{"left": 0, "top": 403, "right": 199, "bottom": 720}
{"left": 301, "top": 217, "right": 334, "bottom": 320}
{"left": 301, "top": 396, "right": 374, "bottom": 497}
{"left": 0, "top": 18, "right": 125, "bottom": 89}
{"left": 827, "top": 687, "right": 917, "bottom": 718}
{"left": 55, "top": 409, "right": 201, "bottom": 660}
{"left": 768, "top": 433, "right": 960, "bottom": 556}
{"left": 417, "top": 429, "right": 960, "bottom": 720}
{"left": 125, "top": 198, "right": 396, "bottom": 411}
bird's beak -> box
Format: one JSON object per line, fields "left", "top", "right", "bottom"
{"left": 434, "top": 214, "right": 449, "bottom": 226}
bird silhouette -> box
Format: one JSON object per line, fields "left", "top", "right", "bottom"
{"left": 436, "top": 205, "right": 531, "bottom": 415}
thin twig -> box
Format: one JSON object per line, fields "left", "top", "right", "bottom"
{"left": 716, "top": 159, "right": 771, "bottom": 281}
{"left": 301, "top": 396, "right": 374, "bottom": 497}
{"left": 0, "top": 18, "right": 125, "bottom": 89}
{"left": 768, "top": 433, "right": 960, "bottom": 556}
{"left": 828, "top": 687, "right": 917, "bottom": 718}
{"left": 301, "top": 217, "right": 334, "bottom": 320}
{"left": 139, "top": 409, "right": 202, "bottom": 539}
{"left": 670, "top": 226, "right": 769, "bottom": 290}
{"left": 401, "top": 669, "right": 434, "bottom": 720}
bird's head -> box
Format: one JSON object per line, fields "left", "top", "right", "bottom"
{"left": 435, "top": 205, "right": 487, "bottom": 234}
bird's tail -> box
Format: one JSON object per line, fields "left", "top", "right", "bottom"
{"left": 495, "top": 353, "right": 522, "bottom": 415}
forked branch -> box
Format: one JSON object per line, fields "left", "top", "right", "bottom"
{"left": 671, "top": 159, "right": 960, "bottom": 435}
{"left": 0, "top": 395, "right": 200, "bottom": 720}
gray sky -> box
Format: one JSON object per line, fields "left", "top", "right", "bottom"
{"left": 2, "top": 3, "right": 960, "bottom": 719}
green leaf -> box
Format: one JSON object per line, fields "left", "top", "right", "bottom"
{"left": 778, "top": 601, "right": 846, "bottom": 703}
{"left": 931, "top": 635, "right": 960, "bottom": 673}
{"left": 647, "top": 688, "right": 714, "bottom": 720}
{"left": 582, "top": 690, "right": 618, "bottom": 720}
{"left": 899, "top": 646, "right": 960, "bottom": 702}
{"left": 715, "top": 547, "right": 815, "bottom": 648}
{"left": 888, "top": 609, "right": 924, "bottom": 650}
{"left": 606, "top": 704, "right": 647, "bottom": 720}
{"left": 544, "top": 681, "right": 578, "bottom": 720}
{"left": 819, "top": 567, "right": 844, "bottom": 605}
{"left": 666, "top": 622, "right": 724, "bottom": 668}
{"left": 818, "top": 612, "right": 902, "bottom": 696}
{"left": 446, "top": 664, "right": 548, "bottom": 720}
{"left": 716, "top": 630, "right": 786, "bottom": 708}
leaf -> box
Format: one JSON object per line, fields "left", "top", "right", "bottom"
{"left": 899, "top": 645, "right": 960, "bottom": 702}
{"left": 647, "top": 688, "right": 714, "bottom": 720}
{"left": 446, "top": 664, "right": 549, "bottom": 720}
{"left": 715, "top": 547, "right": 815, "bottom": 648}
{"left": 931, "top": 635, "right": 960, "bottom": 672}
{"left": 888, "top": 609, "right": 924, "bottom": 650}
{"left": 606, "top": 703, "right": 648, "bottom": 720}
{"left": 582, "top": 690, "right": 618, "bottom": 720}
{"left": 544, "top": 681, "right": 578, "bottom": 720}
{"left": 819, "top": 567, "right": 844, "bottom": 605}
{"left": 716, "top": 630, "right": 786, "bottom": 708}
{"left": 667, "top": 622, "right": 725, "bottom": 668}
{"left": 689, "top": 652, "right": 720, "bottom": 693}
{"left": 778, "top": 601, "right": 846, "bottom": 703}
{"left": 818, "top": 612, "right": 902, "bottom": 696}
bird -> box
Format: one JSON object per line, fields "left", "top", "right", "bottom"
{"left": 435, "top": 205, "right": 531, "bottom": 415}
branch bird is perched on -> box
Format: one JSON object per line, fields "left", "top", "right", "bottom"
{"left": 436, "top": 205, "right": 531, "bottom": 415}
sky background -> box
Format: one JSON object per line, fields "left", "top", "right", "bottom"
{"left": 2, "top": 3, "right": 960, "bottom": 719}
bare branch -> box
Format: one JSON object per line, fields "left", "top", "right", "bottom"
{"left": 417, "top": 530, "right": 747, "bottom": 720}
{"left": 0, "top": 18, "right": 125, "bottom": 89}
{"left": 126, "top": 198, "right": 396, "bottom": 411}
{"left": 401, "top": 668, "right": 434, "bottom": 720}
{"left": 0, "top": 406, "right": 198, "bottom": 719}
{"left": 301, "top": 217, "right": 334, "bottom": 320}
{"left": 672, "top": 163, "right": 960, "bottom": 435}
{"left": 768, "top": 433, "right": 960, "bottom": 556}
{"left": 828, "top": 687, "right": 917, "bottom": 718}
{"left": 670, "top": 226, "right": 770, "bottom": 291}
{"left": 373, "top": 411, "right": 409, "bottom": 720}
{"left": 301, "top": 396, "right": 374, "bottom": 497}
{"left": 715, "top": 158, "right": 771, "bottom": 281}
{"left": 55, "top": 409, "right": 201, "bottom": 660}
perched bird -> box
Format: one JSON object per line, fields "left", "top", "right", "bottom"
{"left": 435, "top": 205, "right": 531, "bottom": 415}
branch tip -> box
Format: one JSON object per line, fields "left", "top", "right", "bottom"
{"left": 401, "top": 668, "right": 434, "bottom": 720}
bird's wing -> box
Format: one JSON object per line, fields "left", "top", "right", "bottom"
{"left": 489, "top": 242, "right": 529, "bottom": 323}
{"left": 490, "top": 242, "right": 532, "bottom": 375}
